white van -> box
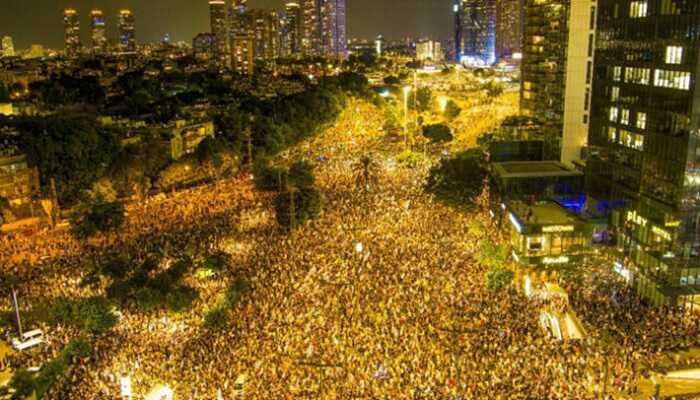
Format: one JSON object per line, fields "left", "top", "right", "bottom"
{"left": 11, "top": 329, "right": 44, "bottom": 351}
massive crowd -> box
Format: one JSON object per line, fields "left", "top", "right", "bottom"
{"left": 0, "top": 99, "right": 698, "bottom": 399}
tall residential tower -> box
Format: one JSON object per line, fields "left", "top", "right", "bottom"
{"left": 118, "top": 9, "right": 136, "bottom": 52}
{"left": 209, "top": 0, "right": 229, "bottom": 65}
{"left": 520, "top": 0, "right": 597, "bottom": 163}
{"left": 63, "top": 8, "right": 81, "bottom": 57}
{"left": 90, "top": 10, "right": 107, "bottom": 53}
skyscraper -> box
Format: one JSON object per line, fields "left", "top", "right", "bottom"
{"left": 251, "top": 10, "right": 279, "bottom": 62}
{"left": 302, "top": 0, "right": 346, "bottom": 59}
{"left": 231, "top": 36, "right": 254, "bottom": 75}
{"left": 1, "top": 36, "right": 15, "bottom": 58}
{"left": 284, "top": 2, "right": 303, "bottom": 57}
{"left": 90, "top": 10, "right": 107, "bottom": 53}
{"left": 193, "top": 33, "right": 216, "bottom": 61}
{"left": 118, "top": 9, "right": 136, "bottom": 53}
{"left": 587, "top": 0, "right": 700, "bottom": 309}
{"left": 455, "top": 0, "right": 496, "bottom": 65}
{"left": 520, "top": 0, "right": 597, "bottom": 163}
{"left": 302, "top": 0, "right": 322, "bottom": 56}
{"left": 495, "top": 0, "right": 523, "bottom": 62}
{"left": 63, "top": 8, "right": 81, "bottom": 57}
{"left": 209, "top": 0, "right": 229, "bottom": 65}
{"left": 321, "top": 0, "right": 347, "bottom": 59}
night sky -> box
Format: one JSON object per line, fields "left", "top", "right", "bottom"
{"left": 1, "top": 0, "right": 453, "bottom": 49}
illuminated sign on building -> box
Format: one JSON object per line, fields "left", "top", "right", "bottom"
{"left": 652, "top": 226, "right": 672, "bottom": 241}
{"left": 626, "top": 210, "right": 648, "bottom": 227}
{"left": 543, "top": 256, "right": 569, "bottom": 264}
{"left": 542, "top": 225, "right": 575, "bottom": 233}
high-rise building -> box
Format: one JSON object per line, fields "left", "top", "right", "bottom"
{"left": 209, "top": 0, "right": 229, "bottom": 65}
{"left": 321, "top": 0, "right": 347, "bottom": 59}
{"left": 416, "top": 40, "right": 443, "bottom": 62}
{"left": 118, "top": 9, "right": 136, "bottom": 52}
{"left": 587, "top": 0, "right": 700, "bottom": 309}
{"left": 375, "top": 35, "right": 385, "bottom": 58}
{"left": 90, "top": 10, "right": 108, "bottom": 53}
{"left": 251, "top": 10, "right": 279, "bottom": 62}
{"left": 302, "top": 0, "right": 346, "bottom": 58}
{"left": 284, "top": 2, "right": 302, "bottom": 57}
{"left": 63, "top": 8, "right": 81, "bottom": 57}
{"left": 454, "top": 0, "right": 496, "bottom": 65}
{"left": 302, "top": 0, "right": 322, "bottom": 56}
{"left": 231, "top": 36, "right": 254, "bottom": 75}
{"left": 26, "top": 45, "right": 44, "bottom": 59}
{"left": 230, "top": 0, "right": 251, "bottom": 38}
{"left": 193, "top": 33, "right": 216, "bottom": 61}
{"left": 520, "top": 0, "right": 597, "bottom": 164}
{"left": 1, "top": 36, "right": 15, "bottom": 58}
{"left": 495, "top": 0, "right": 523, "bottom": 62}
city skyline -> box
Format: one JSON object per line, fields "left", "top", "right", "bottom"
{"left": 1, "top": 0, "right": 454, "bottom": 49}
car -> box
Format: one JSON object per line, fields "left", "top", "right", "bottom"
{"left": 11, "top": 329, "right": 44, "bottom": 351}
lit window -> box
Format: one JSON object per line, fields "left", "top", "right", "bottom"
{"left": 621, "top": 109, "right": 630, "bottom": 125}
{"left": 611, "top": 86, "right": 620, "bottom": 101}
{"left": 637, "top": 112, "right": 647, "bottom": 130}
{"left": 608, "top": 127, "right": 618, "bottom": 143}
{"left": 654, "top": 69, "right": 692, "bottom": 90}
{"left": 609, "top": 107, "right": 619, "bottom": 122}
{"left": 630, "top": 1, "right": 648, "bottom": 18}
{"left": 613, "top": 66, "right": 622, "bottom": 81}
{"left": 620, "top": 130, "right": 644, "bottom": 151}
{"left": 665, "top": 46, "right": 683, "bottom": 64}
{"left": 625, "top": 67, "right": 650, "bottom": 85}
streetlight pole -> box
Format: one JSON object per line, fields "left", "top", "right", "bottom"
{"left": 403, "top": 86, "right": 411, "bottom": 149}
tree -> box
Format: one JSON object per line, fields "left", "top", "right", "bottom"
{"left": 485, "top": 265, "right": 514, "bottom": 291}
{"left": 422, "top": 124, "right": 454, "bottom": 143}
{"left": 275, "top": 187, "right": 321, "bottom": 229}
{"left": 70, "top": 197, "right": 126, "bottom": 239}
{"left": 411, "top": 87, "right": 433, "bottom": 113}
{"left": 288, "top": 160, "right": 315, "bottom": 190}
{"left": 425, "top": 150, "right": 487, "bottom": 208}
{"left": 0, "top": 82, "right": 10, "bottom": 102}
{"left": 444, "top": 100, "right": 462, "bottom": 120}
{"left": 353, "top": 154, "right": 381, "bottom": 193}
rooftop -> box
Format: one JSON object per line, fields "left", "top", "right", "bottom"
{"left": 509, "top": 200, "right": 579, "bottom": 226}
{"left": 492, "top": 161, "right": 583, "bottom": 179}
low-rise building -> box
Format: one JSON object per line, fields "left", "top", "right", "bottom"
{"left": 165, "top": 120, "right": 215, "bottom": 160}
{"left": 0, "top": 137, "right": 40, "bottom": 206}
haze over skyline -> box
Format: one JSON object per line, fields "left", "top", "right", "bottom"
{"left": 1, "top": 0, "right": 453, "bottom": 49}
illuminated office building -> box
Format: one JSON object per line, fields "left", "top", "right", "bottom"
{"left": 302, "top": 0, "right": 322, "bottom": 56}
{"left": 587, "top": 0, "right": 700, "bottom": 309}
{"left": 321, "top": 0, "right": 347, "bottom": 59}
{"left": 454, "top": 0, "right": 496, "bottom": 65}
{"left": 496, "top": 0, "right": 523, "bottom": 62}
{"left": 193, "top": 33, "right": 216, "bottom": 61}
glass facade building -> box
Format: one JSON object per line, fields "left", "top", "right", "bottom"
{"left": 588, "top": 0, "right": 700, "bottom": 309}
{"left": 455, "top": 0, "right": 497, "bottom": 65}
{"left": 63, "top": 9, "right": 81, "bottom": 58}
